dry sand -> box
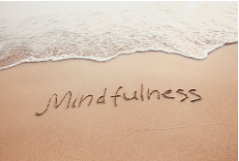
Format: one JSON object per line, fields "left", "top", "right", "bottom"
{"left": 0, "top": 44, "right": 237, "bottom": 161}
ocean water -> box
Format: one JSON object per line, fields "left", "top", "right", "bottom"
{"left": 0, "top": 2, "right": 237, "bottom": 70}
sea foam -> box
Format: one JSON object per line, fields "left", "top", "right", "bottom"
{"left": 0, "top": 2, "right": 237, "bottom": 70}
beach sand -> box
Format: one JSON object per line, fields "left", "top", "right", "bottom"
{"left": 0, "top": 44, "right": 237, "bottom": 161}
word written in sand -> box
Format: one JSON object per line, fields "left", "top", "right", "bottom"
{"left": 35, "top": 84, "right": 202, "bottom": 116}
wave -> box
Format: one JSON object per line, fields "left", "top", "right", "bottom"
{"left": 0, "top": 2, "right": 237, "bottom": 70}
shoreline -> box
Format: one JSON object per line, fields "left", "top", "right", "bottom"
{"left": 0, "top": 42, "right": 238, "bottom": 72}
{"left": 0, "top": 44, "right": 237, "bottom": 161}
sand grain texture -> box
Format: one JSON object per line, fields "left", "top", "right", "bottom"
{"left": 0, "top": 44, "right": 238, "bottom": 161}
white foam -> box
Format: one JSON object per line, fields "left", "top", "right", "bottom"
{"left": 0, "top": 2, "right": 237, "bottom": 70}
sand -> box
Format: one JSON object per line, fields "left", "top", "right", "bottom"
{"left": 0, "top": 44, "right": 237, "bottom": 161}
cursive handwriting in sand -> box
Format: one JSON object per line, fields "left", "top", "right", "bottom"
{"left": 35, "top": 84, "right": 202, "bottom": 116}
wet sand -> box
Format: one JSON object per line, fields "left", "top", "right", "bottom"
{"left": 0, "top": 44, "right": 237, "bottom": 161}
